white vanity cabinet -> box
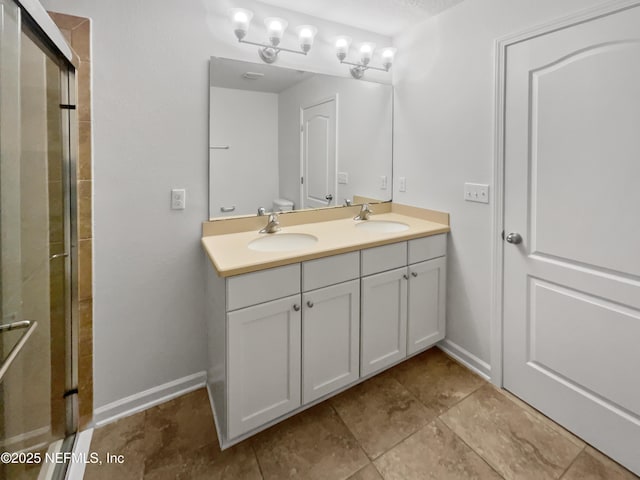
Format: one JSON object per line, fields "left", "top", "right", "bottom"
{"left": 227, "top": 294, "right": 301, "bottom": 438}
{"left": 360, "top": 234, "right": 447, "bottom": 376}
{"left": 206, "top": 232, "right": 447, "bottom": 446}
{"left": 361, "top": 267, "right": 408, "bottom": 376}
{"left": 301, "top": 252, "right": 360, "bottom": 403}
{"left": 407, "top": 256, "right": 446, "bottom": 354}
{"left": 214, "top": 264, "right": 302, "bottom": 440}
{"left": 406, "top": 234, "right": 447, "bottom": 354}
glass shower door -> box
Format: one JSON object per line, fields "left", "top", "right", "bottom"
{"left": 1, "top": 0, "right": 76, "bottom": 478}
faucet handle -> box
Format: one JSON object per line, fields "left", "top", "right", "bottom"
{"left": 354, "top": 203, "right": 373, "bottom": 221}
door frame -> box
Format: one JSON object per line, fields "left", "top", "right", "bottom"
{"left": 299, "top": 94, "right": 339, "bottom": 209}
{"left": 490, "top": 0, "right": 640, "bottom": 387}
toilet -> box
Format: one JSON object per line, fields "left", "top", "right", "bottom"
{"left": 272, "top": 198, "right": 294, "bottom": 212}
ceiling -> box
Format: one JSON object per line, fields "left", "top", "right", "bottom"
{"left": 256, "top": 0, "right": 466, "bottom": 37}
{"left": 211, "top": 57, "right": 315, "bottom": 93}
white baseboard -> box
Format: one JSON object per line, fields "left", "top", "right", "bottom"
{"left": 93, "top": 371, "right": 207, "bottom": 428}
{"left": 438, "top": 339, "right": 491, "bottom": 380}
{"left": 0, "top": 425, "right": 50, "bottom": 449}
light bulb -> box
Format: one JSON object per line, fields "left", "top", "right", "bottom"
{"left": 335, "top": 36, "right": 352, "bottom": 62}
{"left": 381, "top": 47, "right": 397, "bottom": 70}
{"left": 296, "top": 25, "right": 317, "bottom": 53}
{"left": 359, "top": 42, "right": 375, "bottom": 65}
{"left": 265, "top": 17, "right": 288, "bottom": 46}
{"left": 229, "top": 8, "right": 253, "bottom": 41}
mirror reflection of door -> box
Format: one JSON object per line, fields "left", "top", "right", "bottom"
{"left": 301, "top": 97, "right": 337, "bottom": 209}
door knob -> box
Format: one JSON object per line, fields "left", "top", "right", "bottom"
{"left": 325, "top": 194, "right": 333, "bottom": 202}
{"left": 505, "top": 232, "right": 522, "bottom": 244}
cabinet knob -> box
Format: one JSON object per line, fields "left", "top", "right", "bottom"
{"left": 293, "top": 304, "right": 301, "bottom": 312}
{"left": 306, "top": 301, "right": 314, "bottom": 308}
{"left": 411, "top": 272, "right": 418, "bottom": 277}
{"left": 403, "top": 274, "right": 409, "bottom": 280}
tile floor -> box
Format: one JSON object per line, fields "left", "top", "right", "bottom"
{"left": 84, "top": 348, "right": 638, "bottom": 480}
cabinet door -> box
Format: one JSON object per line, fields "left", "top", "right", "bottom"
{"left": 227, "top": 295, "right": 301, "bottom": 439}
{"left": 302, "top": 280, "right": 360, "bottom": 403}
{"left": 407, "top": 257, "right": 447, "bottom": 355}
{"left": 361, "top": 267, "right": 408, "bottom": 377}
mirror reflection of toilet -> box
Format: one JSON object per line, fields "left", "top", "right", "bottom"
{"left": 273, "top": 198, "right": 294, "bottom": 212}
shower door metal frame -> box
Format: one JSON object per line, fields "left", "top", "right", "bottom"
{"left": 0, "top": 2, "right": 80, "bottom": 475}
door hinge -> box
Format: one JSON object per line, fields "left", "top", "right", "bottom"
{"left": 60, "top": 104, "right": 76, "bottom": 110}
{"left": 300, "top": 125, "right": 304, "bottom": 132}
{"left": 301, "top": 177, "right": 304, "bottom": 184}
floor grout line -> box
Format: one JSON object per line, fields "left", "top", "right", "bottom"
{"left": 329, "top": 373, "right": 436, "bottom": 462}
{"left": 437, "top": 418, "right": 508, "bottom": 480}
{"left": 249, "top": 441, "right": 266, "bottom": 480}
{"left": 557, "top": 445, "right": 586, "bottom": 480}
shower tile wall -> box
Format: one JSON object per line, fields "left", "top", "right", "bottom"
{"left": 48, "top": 11, "right": 94, "bottom": 428}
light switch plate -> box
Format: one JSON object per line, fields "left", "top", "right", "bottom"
{"left": 399, "top": 177, "right": 407, "bottom": 192}
{"left": 464, "top": 183, "right": 489, "bottom": 204}
{"left": 171, "top": 188, "right": 186, "bottom": 210}
{"left": 380, "top": 175, "right": 387, "bottom": 190}
{"left": 338, "top": 172, "right": 348, "bottom": 184}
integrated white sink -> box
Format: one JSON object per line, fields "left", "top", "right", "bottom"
{"left": 248, "top": 233, "right": 318, "bottom": 252}
{"left": 355, "top": 220, "right": 409, "bottom": 233}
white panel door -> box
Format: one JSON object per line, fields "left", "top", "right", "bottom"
{"left": 301, "top": 98, "right": 336, "bottom": 209}
{"left": 361, "top": 267, "right": 407, "bottom": 377}
{"left": 227, "top": 295, "right": 301, "bottom": 439}
{"left": 407, "top": 257, "right": 446, "bottom": 355}
{"left": 503, "top": 4, "right": 640, "bottom": 474}
{"left": 302, "top": 280, "right": 360, "bottom": 403}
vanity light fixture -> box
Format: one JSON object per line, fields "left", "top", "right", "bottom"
{"left": 229, "top": 8, "right": 318, "bottom": 64}
{"left": 336, "top": 39, "right": 397, "bottom": 79}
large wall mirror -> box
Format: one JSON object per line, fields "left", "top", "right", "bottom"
{"left": 209, "top": 57, "right": 393, "bottom": 219}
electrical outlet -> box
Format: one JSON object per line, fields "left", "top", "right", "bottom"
{"left": 338, "top": 172, "right": 349, "bottom": 184}
{"left": 380, "top": 175, "right": 387, "bottom": 190}
{"left": 464, "top": 183, "right": 489, "bottom": 204}
{"left": 399, "top": 177, "right": 407, "bottom": 192}
{"left": 171, "top": 188, "right": 186, "bottom": 210}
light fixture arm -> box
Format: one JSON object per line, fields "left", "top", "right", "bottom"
{"left": 340, "top": 59, "right": 390, "bottom": 79}
{"left": 237, "top": 38, "right": 309, "bottom": 57}
{"left": 339, "top": 59, "right": 390, "bottom": 73}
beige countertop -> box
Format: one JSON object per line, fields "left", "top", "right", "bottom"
{"left": 202, "top": 210, "right": 450, "bottom": 277}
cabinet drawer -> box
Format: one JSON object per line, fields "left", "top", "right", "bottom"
{"left": 361, "top": 242, "right": 407, "bottom": 276}
{"left": 408, "top": 234, "right": 447, "bottom": 264}
{"left": 302, "top": 252, "right": 360, "bottom": 291}
{"left": 227, "top": 264, "right": 300, "bottom": 311}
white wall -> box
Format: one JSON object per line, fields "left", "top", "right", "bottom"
{"left": 392, "top": 0, "right": 615, "bottom": 376}
{"left": 278, "top": 75, "right": 393, "bottom": 206}
{"left": 39, "top": 0, "right": 390, "bottom": 412}
{"left": 210, "top": 87, "right": 279, "bottom": 216}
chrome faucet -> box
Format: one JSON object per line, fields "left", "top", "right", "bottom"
{"left": 259, "top": 213, "right": 281, "bottom": 234}
{"left": 257, "top": 207, "right": 266, "bottom": 216}
{"left": 344, "top": 198, "right": 352, "bottom": 207}
{"left": 354, "top": 203, "right": 373, "bottom": 221}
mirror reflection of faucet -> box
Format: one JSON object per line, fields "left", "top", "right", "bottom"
{"left": 354, "top": 203, "right": 373, "bottom": 221}
{"left": 259, "top": 213, "right": 281, "bottom": 234}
